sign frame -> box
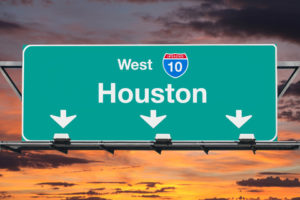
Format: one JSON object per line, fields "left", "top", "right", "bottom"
{"left": 22, "top": 44, "right": 278, "bottom": 142}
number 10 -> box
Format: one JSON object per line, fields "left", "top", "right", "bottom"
{"left": 168, "top": 61, "right": 183, "bottom": 72}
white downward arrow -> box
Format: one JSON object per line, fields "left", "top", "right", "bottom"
{"left": 225, "top": 110, "right": 252, "bottom": 128}
{"left": 140, "top": 110, "right": 166, "bottom": 128}
{"left": 50, "top": 110, "right": 77, "bottom": 128}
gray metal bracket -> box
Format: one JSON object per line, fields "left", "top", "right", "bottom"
{"left": 1, "top": 144, "right": 22, "bottom": 153}
{"left": 100, "top": 145, "right": 115, "bottom": 154}
{"left": 202, "top": 146, "right": 209, "bottom": 155}
{"left": 51, "top": 145, "right": 68, "bottom": 154}
{"left": 0, "top": 61, "right": 22, "bottom": 100}
{"left": 277, "top": 61, "right": 300, "bottom": 99}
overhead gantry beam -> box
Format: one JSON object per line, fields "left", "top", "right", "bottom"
{"left": 0, "top": 141, "right": 299, "bottom": 154}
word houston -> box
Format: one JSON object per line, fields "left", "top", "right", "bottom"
{"left": 98, "top": 83, "right": 207, "bottom": 104}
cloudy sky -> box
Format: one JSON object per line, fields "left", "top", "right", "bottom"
{"left": 1, "top": 0, "right": 300, "bottom": 200}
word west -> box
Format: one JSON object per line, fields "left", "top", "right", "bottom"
{"left": 98, "top": 83, "right": 207, "bottom": 104}
{"left": 118, "top": 59, "right": 153, "bottom": 70}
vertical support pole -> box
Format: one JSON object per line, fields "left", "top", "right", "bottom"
{"left": 278, "top": 66, "right": 300, "bottom": 99}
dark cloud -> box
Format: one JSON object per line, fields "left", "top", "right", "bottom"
{"left": 278, "top": 99, "right": 300, "bottom": 110}
{"left": 201, "top": 198, "right": 229, "bottom": 200}
{"left": 278, "top": 110, "right": 300, "bottom": 122}
{"left": 110, "top": 166, "right": 140, "bottom": 170}
{"left": 90, "top": 0, "right": 184, "bottom": 3}
{"left": 36, "top": 182, "right": 76, "bottom": 187}
{"left": 280, "top": 81, "right": 300, "bottom": 96}
{"left": 0, "top": 20, "right": 24, "bottom": 31}
{"left": 34, "top": 189, "right": 109, "bottom": 198}
{"left": 155, "top": 187, "right": 175, "bottom": 193}
{"left": 1, "top": 0, "right": 189, "bottom": 5}
{"left": 32, "top": 193, "right": 50, "bottom": 196}
{"left": 153, "top": 0, "right": 300, "bottom": 43}
{"left": 93, "top": 188, "right": 105, "bottom": 191}
{"left": 0, "top": 0, "right": 52, "bottom": 6}
{"left": 88, "top": 181, "right": 127, "bottom": 184}
{"left": 237, "top": 176, "right": 300, "bottom": 187}
{"left": 137, "top": 182, "right": 161, "bottom": 188}
{"left": 114, "top": 189, "right": 153, "bottom": 194}
{"left": 0, "top": 151, "right": 94, "bottom": 171}
{"left": 60, "top": 189, "right": 107, "bottom": 196}
{"left": 278, "top": 97, "right": 300, "bottom": 122}
{"left": 65, "top": 197, "right": 110, "bottom": 200}
{"left": 113, "top": 186, "right": 175, "bottom": 194}
{"left": 259, "top": 172, "right": 299, "bottom": 176}
{"left": 0, "top": 191, "right": 12, "bottom": 199}
{"left": 266, "top": 198, "right": 281, "bottom": 200}
{"left": 247, "top": 189, "right": 263, "bottom": 193}
{"left": 138, "top": 195, "right": 161, "bottom": 198}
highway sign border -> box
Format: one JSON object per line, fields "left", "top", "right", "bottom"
{"left": 22, "top": 44, "right": 277, "bottom": 141}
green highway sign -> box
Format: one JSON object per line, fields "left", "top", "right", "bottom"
{"left": 22, "top": 45, "right": 277, "bottom": 141}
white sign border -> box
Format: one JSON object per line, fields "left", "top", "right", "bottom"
{"left": 22, "top": 44, "right": 277, "bottom": 142}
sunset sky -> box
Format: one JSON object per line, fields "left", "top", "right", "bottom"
{"left": 1, "top": 0, "right": 300, "bottom": 200}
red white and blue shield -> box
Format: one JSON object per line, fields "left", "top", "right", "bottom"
{"left": 163, "top": 53, "right": 188, "bottom": 78}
